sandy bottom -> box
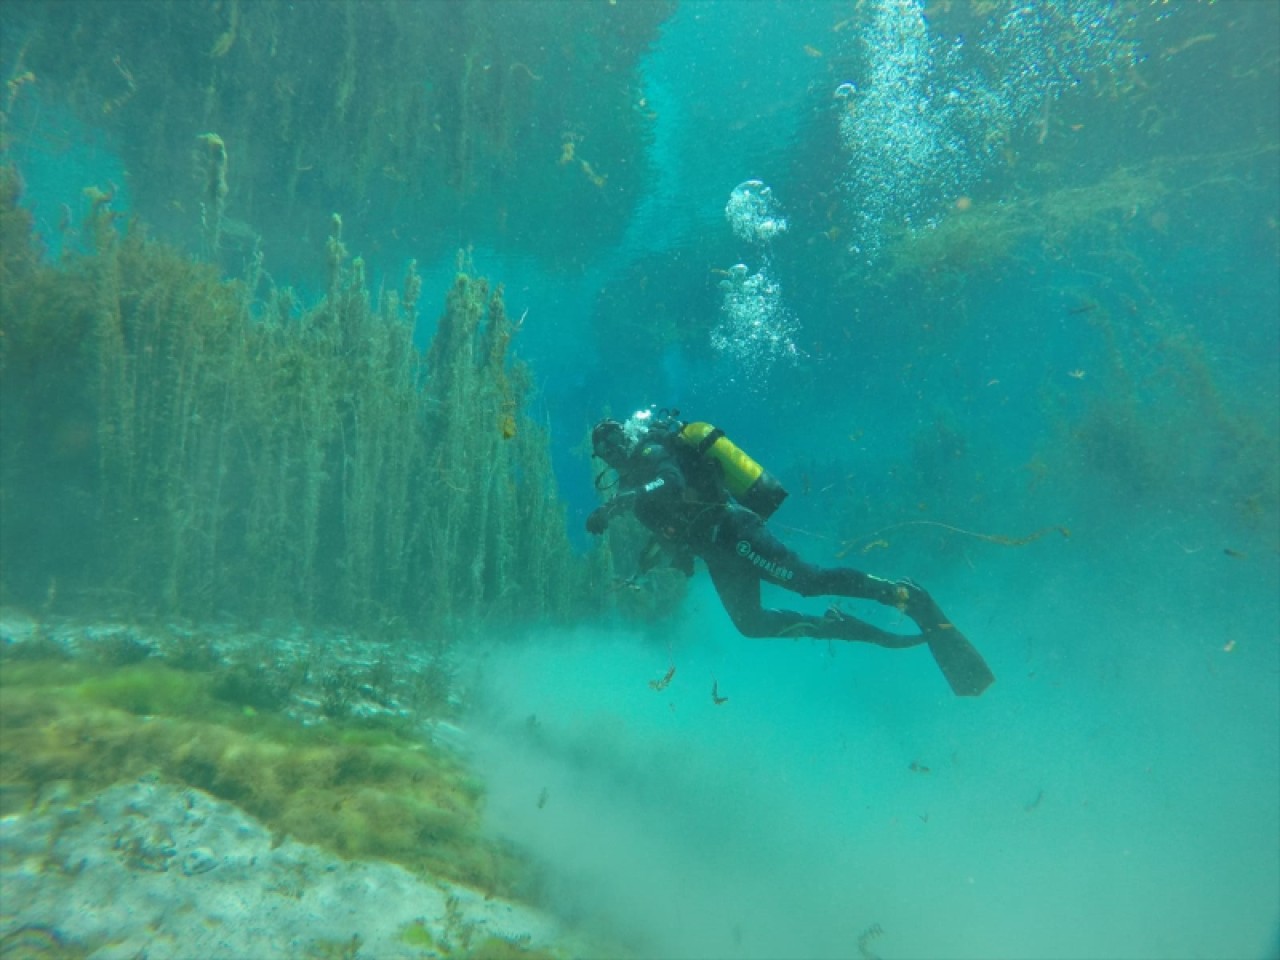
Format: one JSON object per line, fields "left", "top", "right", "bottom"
{"left": 470, "top": 528, "right": 1280, "bottom": 960}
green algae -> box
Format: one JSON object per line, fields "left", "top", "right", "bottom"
{"left": 0, "top": 656, "right": 540, "bottom": 902}
{"left": 399, "top": 920, "right": 437, "bottom": 950}
{"left": 6, "top": 1, "right": 674, "bottom": 270}
{"left": 0, "top": 163, "right": 599, "bottom": 632}
{"left": 395, "top": 921, "right": 561, "bottom": 960}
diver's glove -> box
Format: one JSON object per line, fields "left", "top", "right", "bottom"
{"left": 585, "top": 492, "right": 636, "bottom": 535}
{"left": 586, "top": 506, "right": 611, "bottom": 536}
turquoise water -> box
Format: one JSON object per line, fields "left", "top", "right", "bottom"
{"left": 2, "top": 1, "right": 1277, "bottom": 958}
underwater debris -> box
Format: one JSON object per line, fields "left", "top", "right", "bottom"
{"left": 102, "top": 55, "right": 137, "bottom": 115}
{"left": 711, "top": 680, "right": 728, "bottom": 705}
{"left": 579, "top": 159, "right": 607, "bottom": 188}
{"left": 4, "top": 69, "right": 36, "bottom": 115}
{"left": 837, "top": 521, "right": 1070, "bottom": 559}
{"left": 208, "top": 0, "right": 239, "bottom": 58}
{"left": 648, "top": 665, "right": 675, "bottom": 692}
{"left": 856, "top": 922, "right": 885, "bottom": 960}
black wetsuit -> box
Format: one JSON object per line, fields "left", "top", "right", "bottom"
{"left": 610, "top": 432, "right": 928, "bottom": 647}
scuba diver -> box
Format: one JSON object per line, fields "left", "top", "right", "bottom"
{"left": 586, "top": 408, "right": 994, "bottom": 697}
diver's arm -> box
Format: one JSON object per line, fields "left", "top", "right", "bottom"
{"left": 585, "top": 447, "right": 685, "bottom": 535}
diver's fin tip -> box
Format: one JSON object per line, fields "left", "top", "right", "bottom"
{"left": 927, "top": 627, "right": 995, "bottom": 697}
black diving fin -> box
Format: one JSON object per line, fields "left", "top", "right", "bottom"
{"left": 906, "top": 588, "right": 995, "bottom": 697}
{"left": 926, "top": 623, "right": 995, "bottom": 697}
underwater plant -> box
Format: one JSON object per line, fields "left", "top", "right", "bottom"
{"left": 0, "top": 165, "right": 594, "bottom": 634}
{"left": 0, "top": 654, "right": 542, "bottom": 901}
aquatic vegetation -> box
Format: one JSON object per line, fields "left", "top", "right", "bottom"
{"left": 0, "top": 167, "right": 595, "bottom": 632}
{"left": 0, "top": 654, "right": 542, "bottom": 901}
{"left": 399, "top": 891, "right": 562, "bottom": 960}
{"left": 872, "top": 162, "right": 1169, "bottom": 283}
{"left": 838, "top": 144, "right": 1280, "bottom": 536}
{"left": 454, "top": 935, "right": 560, "bottom": 960}
{"left": 4, "top": 0, "right": 674, "bottom": 270}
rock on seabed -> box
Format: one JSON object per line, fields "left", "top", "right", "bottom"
{"left": 0, "top": 778, "right": 564, "bottom": 959}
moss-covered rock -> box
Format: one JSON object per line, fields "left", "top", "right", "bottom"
{"left": 0, "top": 656, "right": 540, "bottom": 901}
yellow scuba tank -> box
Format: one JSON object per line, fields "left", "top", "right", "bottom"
{"left": 677, "top": 421, "right": 788, "bottom": 519}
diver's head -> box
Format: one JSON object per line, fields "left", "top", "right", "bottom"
{"left": 593, "top": 407, "right": 675, "bottom": 470}
{"left": 591, "top": 418, "right": 631, "bottom": 469}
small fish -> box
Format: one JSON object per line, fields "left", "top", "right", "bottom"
{"left": 649, "top": 665, "right": 676, "bottom": 692}
{"left": 908, "top": 761, "right": 931, "bottom": 774}
{"left": 712, "top": 680, "right": 728, "bottom": 705}
{"left": 1223, "top": 548, "right": 1247, "bottom": 559}
{"left": 803, "top": 44, "right": 824, "bottom": 58}
{"left": 536, "top": 787, "right": 549, "bottom": 809}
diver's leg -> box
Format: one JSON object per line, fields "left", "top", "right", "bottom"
{"left": 703, "top": 551, "right": 817, "bottom": 637}
{"left": 716, "top": 511, "right": 917, "bottom": 620}
{"left": 704, "top": 518, "right": 924, "bottom": 646}
{"left": 711, "top": 511, "right": 991, "bottom": 693}
{"left": 712, "top": 509, "right": 891, "bottom": 601}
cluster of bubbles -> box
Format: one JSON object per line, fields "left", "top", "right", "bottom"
{"left": 620, "top": 407, "right": 656, "bottom": 449}
{"left": 713, "top": 262, "right": 800, "bottom": 380}
{"left": 724, "top": 179, "right": 789, "bottom": 244}
{"left": 715, "top": 181, "right": 799, "bottom": 380}
{"left": 836, "top": 0, "right": 1145, "bottom": 262}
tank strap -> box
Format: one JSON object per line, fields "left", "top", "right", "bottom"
{"left": 693, "top": 426, "right": 725, "bottom": 457}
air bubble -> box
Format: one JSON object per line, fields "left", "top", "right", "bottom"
{"left": 726, "top": 180, "right": 789, "bottom": 245}
{"left": 837, "top": 0, "right": 1143, "bottom": 263}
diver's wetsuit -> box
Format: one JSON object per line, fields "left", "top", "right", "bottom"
{"left": 605, "top": 432, "right": 930, "bottom": 648}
